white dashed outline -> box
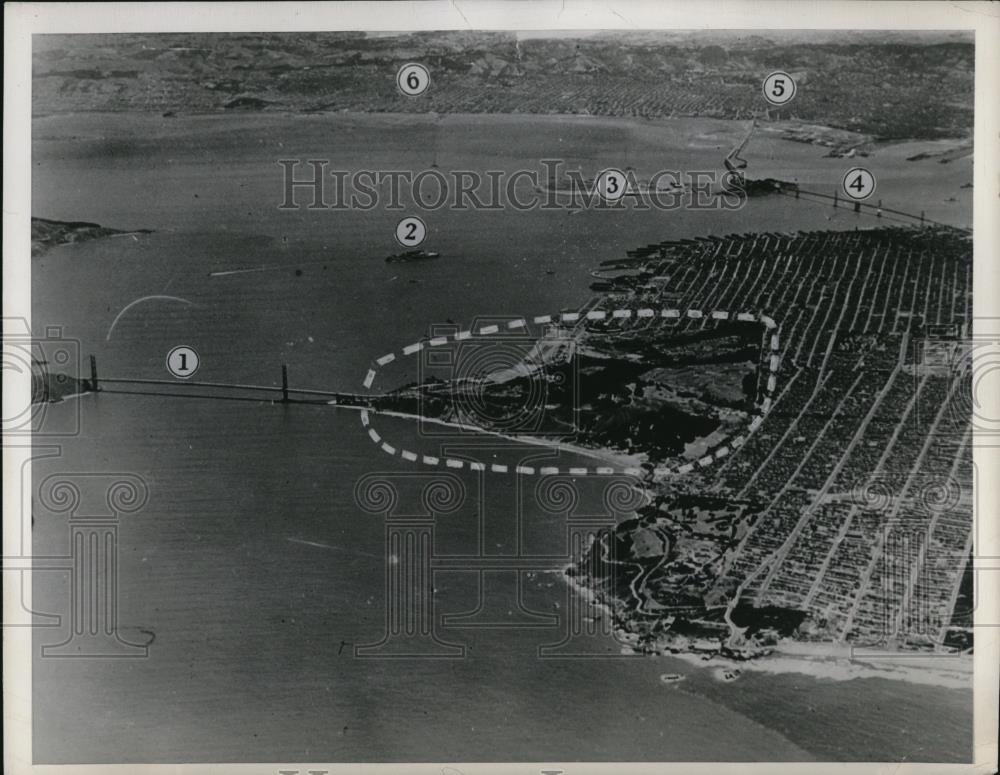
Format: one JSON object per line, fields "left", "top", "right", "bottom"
{"left": 350, "top": 308, "right": 781, "bottom": 477}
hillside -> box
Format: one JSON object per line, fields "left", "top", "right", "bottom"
{"left": 33, "top": 31, "right": 974, "bottom": 141}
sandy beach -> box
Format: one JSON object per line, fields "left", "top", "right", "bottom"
{"left": 667, "top": 643, "right": 973, "bottom": 690}
{"left": 374, "top": 407, "right": 648, "bottom": 470}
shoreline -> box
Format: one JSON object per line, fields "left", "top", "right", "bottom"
{"left": 557, "top": 563, "right": 973, "bottom": 690}
{"left": 40, "top": 221, "right": 974, "bottom": 695}
{"left": 375, "top": 407, "right": 647, "bottom": 470}
{"left": 31, "top": 109, "right": 973, "bottom": 151}
{"left": 54, "top": 390, "right": 975, "bottom": 696}
{"left": 668, "top": 642, "right": 973, "bottom": 690}
{"left": 52, "top": 390, "right": 646, "bottom": 471}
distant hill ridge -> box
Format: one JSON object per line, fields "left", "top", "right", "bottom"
{"left": 32, "top": 32, "right": 973, "bottom": 141}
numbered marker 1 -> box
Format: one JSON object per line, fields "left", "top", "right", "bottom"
{"left": 842, "top": 167, "right": 876, "bottom": 201}
{"left": 396, "top": 63, "right": 430, "bottom": 97}
{"left": 166, "top": 345, "right": 200, "bottom": 379}
{"left": 596, "top": 168, "right": 628, "bottom": 202}
{"left": 762, "top": 71, "right": 796, "bottom": 106}
{"left": 395, "top": 216, "right": 427, "bottom": 247}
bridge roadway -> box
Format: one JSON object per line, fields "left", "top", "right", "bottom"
{"left": 95, "top": 376, "right": 377, "bottom": 408}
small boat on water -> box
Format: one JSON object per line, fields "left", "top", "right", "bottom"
{"left": 385, "top": 249, "right": 441, "bottom": 263}
{"left": 659, "top": 673, "right": 686, "bottom": 685}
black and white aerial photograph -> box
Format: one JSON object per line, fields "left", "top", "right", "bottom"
{"left": 4, "top": 2, "right": 999, "bottom": 773}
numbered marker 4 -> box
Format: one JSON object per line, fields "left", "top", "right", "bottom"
{"left": 166, "top": 345, "right": 200, "bottom": 379}
{"left": 842, "top": 167, "right": 877, "bottom": 201}
{"left": 395, "top": 215, "right": 427, "bottom": 247}
{"left": 396, "top": 63, "right": 430, "bottom": 97}
{"left": 762, "top": 71, "right": 797, "bottom": 106}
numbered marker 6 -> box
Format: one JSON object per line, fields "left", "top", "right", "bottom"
{"left": 396, "top": 63, "right": 430, "bottom": 97}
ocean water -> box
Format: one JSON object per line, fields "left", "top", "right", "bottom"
{"left": 29, "top": 112, "right": 972, "bottom": 762}
{"left": 32, "top": 397, "right": 821, "bottom": 763}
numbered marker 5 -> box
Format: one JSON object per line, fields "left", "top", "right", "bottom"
{"left": 842, "top": 167, "right": 877, "bottom": 201}
{"left": 596, "top": 168, "right": 628, "bottom": 202}
{"left": 395, "top": 216, "right": 427, "bottom": 247}
{"left": 396, "top": 63, "right": 430, "bottom": 97}
{"left": 762, "top": 71, "right": 796, "bottom": 106}
{"left": 166, "top": 345, "right": 200, "bottom": 379}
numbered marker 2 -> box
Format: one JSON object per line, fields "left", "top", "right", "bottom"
{"left": 762, "top": 71, "right": 796, "bottom": 106}
{"left": 166, "top": 345, "right": 200, "bottom": 379}
{"left": 396, "top": 63, "right": 430, "bottom": 97}
{"left": 395, "top": 216, "right": 427, "bottom": 247}
{"left": 842, "top": 167, "right": 876, "bottom": 201}
{"left": 596, "top": 168, "right": 628, "bottom": 202}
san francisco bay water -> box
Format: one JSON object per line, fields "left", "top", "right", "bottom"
{"left": 30, "top": 112, "right": 972, "bottom": 762}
